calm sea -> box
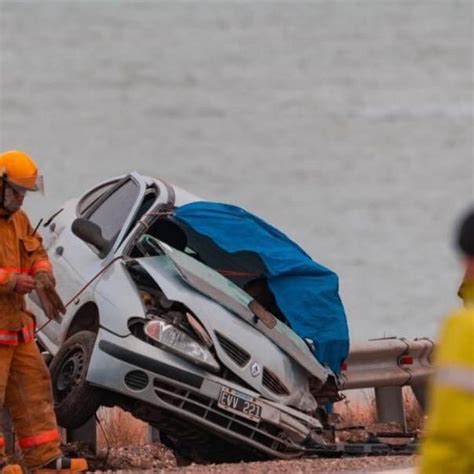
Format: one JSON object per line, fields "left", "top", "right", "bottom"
{"left": 0, "top": 0, "right": 472, "bottom": 341}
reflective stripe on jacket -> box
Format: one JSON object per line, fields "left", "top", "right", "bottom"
{"left": 419, "top": 307, "right": 474, "bottom": 473}
{"left": 0, "top": 321, "right": 36, "bottom": 345}
{"left": 0, "top": 208, "right": 52, "bottom": 332}
{"left": 18, "top": 429, "right": 60, "bottom": 449}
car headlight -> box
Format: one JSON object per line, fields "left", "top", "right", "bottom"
{"left": 144, "top": 319, "right": 220, "bottom": 373}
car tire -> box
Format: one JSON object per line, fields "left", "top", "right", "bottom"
{"left": 49, "top": 330, "right": 103, "bottom": 429}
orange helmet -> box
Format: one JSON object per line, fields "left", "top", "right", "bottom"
{"left": 0, "top": 150, "right": 44, "bottom": 193}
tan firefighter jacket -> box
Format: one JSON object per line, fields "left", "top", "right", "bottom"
{"left": 0, "top": 207, "right": 52, "bottom": 343}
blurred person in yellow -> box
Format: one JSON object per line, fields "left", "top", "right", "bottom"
{"left": 419, "top": 207, "right": 474, "bottom": 473}
{"left": 0, "top": 150, "right": 87, "bottom": 473}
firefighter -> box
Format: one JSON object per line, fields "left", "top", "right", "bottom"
{"left": 419, "top": 208, "right": 474, "bottom": 473}
{"left": 0, "top": 150, "right": 87, "bottom": 473}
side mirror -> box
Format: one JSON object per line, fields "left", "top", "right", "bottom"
{"left": 71, "top": 218, "right": 111, "bottom": 257}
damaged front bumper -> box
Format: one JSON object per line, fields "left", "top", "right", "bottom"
{"left": 86, "top": 328, "right": 322, "bottom": 458}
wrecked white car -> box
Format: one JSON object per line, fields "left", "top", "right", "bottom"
{"left": 30, "top": 172, "right": 349, "bottom": 462}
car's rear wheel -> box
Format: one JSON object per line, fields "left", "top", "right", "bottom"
{"left": 49, "top": 330, "right": 103, "bottom": 429}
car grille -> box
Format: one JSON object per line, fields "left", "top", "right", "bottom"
{"left": 153, "top": 379, "right": 299, "bottom": 455}
{"left": 124, "top": 370, "right": 149, "bottom": 391}
{"left": 215, "top": 332, "right": 251, "bottom": 367}
{"left": 262, "top": 368, "right": 290, "bottom": 396}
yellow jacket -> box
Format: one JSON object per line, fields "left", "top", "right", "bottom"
{"left": 0, "top": 208, "right": 52, "bottom": 336}
{"left": 419, "top": 305, "right": 474, "bottom": 473}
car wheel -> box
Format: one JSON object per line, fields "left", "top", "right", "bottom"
{"left": 49, "top": 330, "right": 103, "bottom": 429}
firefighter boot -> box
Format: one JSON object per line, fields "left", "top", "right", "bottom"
{"left": 0, "top": 464, "right": 22, "bottom": 474}
{"left": 33, "top": 456, "right": 88, "bottom": 473}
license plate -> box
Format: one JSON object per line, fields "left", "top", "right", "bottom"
{"left": 217, "top": 387, "right": 262, "bottom": 422}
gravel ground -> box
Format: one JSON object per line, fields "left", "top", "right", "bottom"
{"left": 63, "top": 443, "right": 416, "bottom": 473}
{"left": 156, "top": 456, "right": 416, "bottom": 474}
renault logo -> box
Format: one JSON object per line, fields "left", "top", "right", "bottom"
{"left": 251, "top": 362, "right": 261, "bottom": 377}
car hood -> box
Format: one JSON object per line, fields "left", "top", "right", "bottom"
{"left": 138, "top": 243, "right": 329, "bottom": 383}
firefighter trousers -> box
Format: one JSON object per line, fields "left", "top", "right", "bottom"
{"left": 0, "top": 339, "right": 61, "bottom": 468}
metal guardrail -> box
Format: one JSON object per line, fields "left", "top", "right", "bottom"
{"left": 339, "top": 337, "right": 435, "bottom": 390}
{"left": 338, "top": 337, "right": 435, "bottom": 429}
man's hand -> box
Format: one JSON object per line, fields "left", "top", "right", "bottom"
{"left": 34, "top": 271, "right": 56, "bottom": 290}
{"left": 34, "top": 271, "right": 65, "bottom": 321}
{"left": 36, "top": 287, "right": 66, "bottom": 321}
{"left": 14, "top": 274, "right": 36, "bottom": 294}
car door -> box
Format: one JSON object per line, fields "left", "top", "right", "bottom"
{"left": 37, "top": 174, "right": 147, "bottom": 348}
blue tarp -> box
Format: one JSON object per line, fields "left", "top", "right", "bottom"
{"left": 175, "top": 201, "right": 349, "bottom": 374}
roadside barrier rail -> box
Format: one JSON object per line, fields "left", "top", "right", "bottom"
{"left": 339, "top": 337, "right": 435, "bottom": 390}
{"left": 338, "top": 337, "right": 435, "bottom": 429}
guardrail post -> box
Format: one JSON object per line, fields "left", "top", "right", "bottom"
{"left": 375, "top": 386, "right": 407, "bottom": 431}
{"left": 410, "top": 382, "right": 427, "bottom": 411}
{"left": 2, "top": 409, "right": 15, "bottom": 454}
{"left": 149, "top": 426, "right": 160, "bottom": 443}
{"left": 66, "top": 417, "right": 97, "bottom": 454}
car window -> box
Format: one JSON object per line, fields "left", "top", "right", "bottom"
{"left": 77, "top": 180, "right": 119, "bottom": 217}
{"left": 87, "top": 179, "right": 140, "bottom": 242}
